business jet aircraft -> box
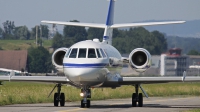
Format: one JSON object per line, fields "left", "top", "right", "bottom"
{"left": 1, "top": 0, "right": 200, "bottom": 108}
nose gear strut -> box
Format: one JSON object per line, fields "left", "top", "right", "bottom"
{"left": 80, "top": 87, "right": 91, "bottom": 108}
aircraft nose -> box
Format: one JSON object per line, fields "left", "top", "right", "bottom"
{"left": 63, "top": 62, "right": 108, "bottom": 77}
{"left": 64, "top": 68, "right": 99, "bottom": 77}
{"left": 64, "top": 67, "right": 107, "bottom": 86}
{"left": 63, "top": 58, "right": 109, "bottom": 85}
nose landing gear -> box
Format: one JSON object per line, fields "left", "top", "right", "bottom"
{"left": 80, "top": 88, "right": 91, "bottom": 108}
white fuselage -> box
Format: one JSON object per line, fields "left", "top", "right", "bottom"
{"left": 63, "top": 39, "right": 122, "bottom": 87}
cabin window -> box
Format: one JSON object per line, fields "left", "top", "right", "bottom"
{"left": 69, "top": 48, "right": 78, "bottom": 58}
{"left": 88, "top": 48, "right": 96, "bottom": 58}
{"left": 100, "top": 49, "right": 107, "bottom": 58}
{"left": 65, "top": 48, "right": 71, "bottom": 58}
{"left": 96, "top": 48, "right": 102, "bottom": 58}
{"left": 78, "top": 48, "right": 87, "bottom": 58}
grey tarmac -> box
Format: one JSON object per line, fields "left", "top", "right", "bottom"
{"left": 1, "top": 96, "right": 200, "bottom": 112}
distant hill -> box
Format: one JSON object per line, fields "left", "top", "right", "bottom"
{"left": 144, "top": 20, "right": 200, "bottom": 38}
{"left": 143, "top": 19, "right": 200, "bottom": 54}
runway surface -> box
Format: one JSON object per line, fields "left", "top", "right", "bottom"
{"left": 1, "top": 97, "right": 200, "bottom": 112}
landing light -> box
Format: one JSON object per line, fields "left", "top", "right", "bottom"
{"left": 80, "top": 93, "right": 84, "bottom": 97}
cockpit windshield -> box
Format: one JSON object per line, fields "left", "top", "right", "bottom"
{"left": 78, "top": 48, "right": 87, "bottom": 58}
{"left": 69, "top": 48, "right": 78, "bottom": 58}
{"left": 88, "top": 48, "right": 96, "bottom": 58}
{"left": 96, "top": 48, "right": 102, "bottom": 58}
{"left": 65, "top": 48, "right": 71, "bottom": 58}
{"left": 67, "top": 48, "right": 106, "bottom": 58}
{"left": 100, "top": 49, "right": 107, "bottom": 58}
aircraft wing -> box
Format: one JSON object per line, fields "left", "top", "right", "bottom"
{"left": 111, "top": 21, "right": 185, "bottom": 28}
{"left": 41, "top": 20, "right": 105, "bottom": 28}
{"left": 0, "top": 76, "right": 69, "bottom": 83}
{"left": 118, "top": 76, "right": 200, "bottom": 85}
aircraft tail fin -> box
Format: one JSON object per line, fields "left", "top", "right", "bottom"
{"left": 102, "top": 0, "right": 115, "bottom": 44}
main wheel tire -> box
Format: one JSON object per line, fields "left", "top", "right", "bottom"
{"left": 86, "top": 100, "right": 90, "bottom": 108}
{"left": 138, "top": 93, "right": 143, "bottom": 107}
{"left": 81, "top": 100, "right": 85, "bottom": 108}
{"left": 60, "top": 93, "right": 65, "bottom": 106}
{"left": 132, "top": 93, "right": 137, "bottom": 107}
{"left": 54, "top": 93, "right": 59, "bottom": 106}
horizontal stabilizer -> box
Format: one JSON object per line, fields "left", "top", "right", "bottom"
{"left": 42, "top": 20, "right": 185, "bottom": 29}
{"left": 110, "top": 21, "right": 185, "bottom": 28}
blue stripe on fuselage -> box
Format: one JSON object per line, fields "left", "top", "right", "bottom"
{"left": 63, "top": 63, "right": 108, "bottom": 68}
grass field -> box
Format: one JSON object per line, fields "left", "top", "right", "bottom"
{"left": 0, "top": 40, "right": 52, "bottom": 50}
{"left": 188, "top": 110, "right": 200, "bottom": 112}
{"left": 182, "top": 109, "right": 200, "bottom": 112}
{"left": 1, "top": 82, "right": 200, "bottom": 105}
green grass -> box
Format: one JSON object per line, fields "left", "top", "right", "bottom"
{"left": 0, "top": 40, "right": 52, "bottom": 50}
{"left": 1, "top": 82, "right": 200, "bottom": 105}
{"left": 143, "top": 82, "right": 200, "bottom": 97}
{"left": 182, "top": 109, "right": 200, "bottom": 112}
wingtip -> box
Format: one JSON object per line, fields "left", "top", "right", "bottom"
{"left": 41, "top": 20, "right": 46, "bottom": 23}
{"left": 180, "top": 21, "right": 186, "bottom": 23}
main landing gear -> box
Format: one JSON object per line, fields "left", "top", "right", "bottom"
{"left": 49, "top": 83, "right": 65, "bottom": 107}
{"left": 132, "top": 84, "right": 143, "bottom": 107}
{"left": 80, "top": 87, "right": 91, "bottom": 108}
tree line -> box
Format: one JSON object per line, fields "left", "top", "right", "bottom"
{"left": 27, "top": 46, "right": 54, "bottom": 73}
{"left": 0, "top": 20, "right": 49, "bottom": 40}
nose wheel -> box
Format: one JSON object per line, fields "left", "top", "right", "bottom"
{"left": 80, "top": 88, "right": 91, "bottom": 108}
{"left": 81, "top": 99, "right": 90, "bottom": 108}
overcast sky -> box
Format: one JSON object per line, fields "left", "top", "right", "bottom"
{"left": 0, "top": 0, "right": 200, "bottom": 30}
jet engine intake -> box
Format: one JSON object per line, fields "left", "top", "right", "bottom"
{"left": 129, "top": 48, "right": 151, "bottom": 72}
{"left": 52, "top": 48, "right": 68, "bottom": 73}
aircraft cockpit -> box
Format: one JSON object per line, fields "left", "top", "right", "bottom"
{"left": 65, "top": 48, "right": 107, "bottom": 59}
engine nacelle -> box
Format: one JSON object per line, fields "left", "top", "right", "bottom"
{"left": 52, "top": 48, "right": 68, "bottom": 73}
{"left": 129, "top": 48, "right": 151, "bottom": 73}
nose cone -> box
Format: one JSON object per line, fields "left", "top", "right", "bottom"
{"left": 65, "top": 68, "right": 96, "bottom": 77}
{"left": 64, "top": 67, "right": 107, "bottom": 86}
{"left": 63, "top": 57, "right": 109, "bottom": 86}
